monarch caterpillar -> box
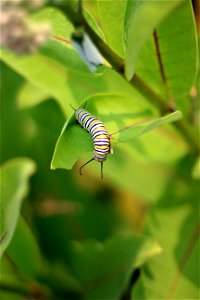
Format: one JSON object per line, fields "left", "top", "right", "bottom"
{"left": 72, "top": 106, "right": 111, "bottom": 178}
{"left": 70, "top": 105, "right": 181, "bottom": 179}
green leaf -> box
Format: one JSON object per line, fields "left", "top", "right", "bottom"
{"left": 135, "top": 1, "right": 198, "bottom": 100}
{"left": 97, "top": 0, "right": 127, "bottom": 57}
{"left": 125, "top": 0, "right": 184, "bottom": 80}
{"left": 32, "top": 6, "right": 73, "bottom": 40}
{"left": 104, "top": 133, "right": 187, "bottom": 203}
{"left": 34, "top": 6, "right": 105, "bottom": 76}
{"left": 192, "top": 156, "right": 200, "bottom": 179}
{"left": 132, "top": 170, "right": 199, "bottom": 299}
{"left": 112, "top": 111, "right": 182, "bottom": 141}
{"left": 0, "top": 50, "right": 106, "bottom": 117}
{"left": 0, "top": 6, "right": 109, "bottom": 116}
{"left": 83, "top": 8, "right": 105, "bottom": 41}
{"left": 51, "top": 94, "right": 181, "bottom": 170}
{"left": 1, "top": 49, "right": 135, "bottom": 116}
{"left": 51, "top": 93, "right": 154, "bottom": 169}
{"left": 7, "top": 216, "right": 42, "bottom": 277}
{"left": 33, "top": 6, "right": 102, "bottom": 76}
{"left": 0, "top": 158, "right": 36, "bottom": 258}
{"left": 0, "top": 51, "right": 72, "bottom": 116}
{"left": 17, "top": 82, "right": 50, "bottom": 108}
{"left": 71, "top": 233, "right": 161, "bottom": 300}
{"left": 40, "top": 39, "right": 92, "bottom": 76}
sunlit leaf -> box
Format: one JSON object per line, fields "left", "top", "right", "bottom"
{"left": 17, "top": 82, "right": 50, "bottom": 108}
{"left": 0, "top": 50, "right": 107, "bottom": 116}
{"left": 0, "top": 7, "right": 109, "bottom": 115}
{"left": 34, "top": 6, "right": 105, "bottom": 76}
{"left": 125, "top": 0, "right": 184, "bottom": 80}
{"left": 32, "top": 6, "right": 73, "bottom": 40}
{"left": 135, "top": 1, "right": 198, "bottom": 101}
{"left": 0, "top": 158, "right": 36, "bottom": 258}
{"left": 51, "top": 94, "right": 181, "bottom": 170}
{"left": 40, "top": 38, "right": 92, "bottom": 75}
{"left": 97, "top": 0, "right": 127, "bottom": 57}
{"left": 83, "top": 8, "right": 105, "bottom": 40}
{"left": 51, "top": 93, "right": 154, "bottom": 169}
{"left": 113, "top": 111, "right": 182, "bottom": 141}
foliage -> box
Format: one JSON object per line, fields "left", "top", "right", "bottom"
{"left": 0, "top": 159, "right": 36, "bottom": 258}
{"left": 0, "top": 0, "right": 199, "bottom": 299}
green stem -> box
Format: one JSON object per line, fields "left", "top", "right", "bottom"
{"left": 131, "top": 74, "right": 170, "bottom": 113}
{"left": 51, "top": 0, "right": 199, "bottom": 154}
{"left": 83, "top": 20, "right": 125, "bottom": 73}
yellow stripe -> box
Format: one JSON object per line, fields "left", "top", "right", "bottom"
{"left": 79, "top": 110, "right": 87, "bottom": 118}
{"left": 93, "top": 134, "right": 108, "bottom": 140}
{"left": 87, "top": 119, "right": 99, "bottom": 131}
{"left": 94, "top": 145, "right": 109, "bottom": 150}
{"left": 83, "top": 115, "right": 91, "bottom": 124}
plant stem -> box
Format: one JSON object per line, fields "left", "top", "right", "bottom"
{"left": 83, "top": 20, "right": 125, "bottom": 73}
{"left": 51, "top": 0, "right": 199, "bottom": 153}
{"left": 130, "top": 74, "right": 170, "bottom": 113}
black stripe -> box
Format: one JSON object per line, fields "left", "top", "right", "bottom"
{"left": 94, "top": 141, "right": 110, "bottom": 146}
{"left": 79, "top": 112, "right": 89, "bottom": 123}
{"left": 75, "top": 109, "right": 110, "bottom": 165}
{"left": 84, "top": 116, "right": 96, "bottom": 129}
{"left": 92, "top": 129, "right": 108, "bottom": 138}
{"left": 90, "top": 122, "right": 104, "bottom": 133}
{"left": 94, "top": 138, "right": 110, "bottom": 143}
{"left": 76, "top": 109, "right": 85, "bottom": 118}
{"left": 94, "top": 148, "right": 109, "bottom": 154}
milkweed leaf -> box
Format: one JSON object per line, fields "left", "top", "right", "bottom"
{"left": 97, "top": 0, "right": 127, "bottom": 57}
{"left": 132, "top": 181, "right": 199, "bottom": 299}
{"left": 71, "top": 233, "right": 161, "bottom": 300}
{"left": 51, "top": 94, "right": 181, "bottom": 170}
{"left": 7, "top": 216, "right": 42, "bottom": 277}
{"left": 0, "top": 158, "right": 36, "bottom": 258}
{"left": 125, "top": 0, "right": 184, "bottom": 80}
{"left": 134, "top": 1, "right": 198, "bottom": 101}
{"left": 113, "top": 111, "right": 182, "bottom": 141}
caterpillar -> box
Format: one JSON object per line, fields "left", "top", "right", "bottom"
{"left": 71, "top": 106, "right": 178, "bottom": 178}
{"left": 73, "top": 107, "right": 111, "bottom": 178}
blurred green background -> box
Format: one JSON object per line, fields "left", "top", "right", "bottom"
{"left": 0, "top": 0, "right": 199, "bottom": 299}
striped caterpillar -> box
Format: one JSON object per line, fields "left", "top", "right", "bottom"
{"left": 74, "top": 108, "right": 111, "bottom": 178}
